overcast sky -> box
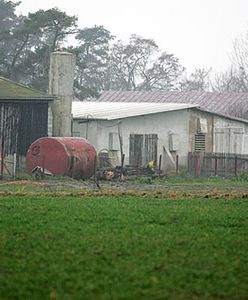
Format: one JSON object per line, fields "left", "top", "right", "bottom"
{"left": 15, "top": 0, "right": 248, "bottom": 74}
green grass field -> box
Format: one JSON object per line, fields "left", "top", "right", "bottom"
{"left": 1, "top": 194, "right": 248, "bottom": 300}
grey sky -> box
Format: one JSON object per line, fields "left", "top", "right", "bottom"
{"left": 15, "top": 0, "right": 248, "bottom": 74}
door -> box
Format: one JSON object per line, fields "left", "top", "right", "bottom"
{"left": 144, "top": 134, "right": 158, "bottom": 165}
{"left": 129, "top": 134, "right": 158, "bottom": 166}
{"left": 129, "top": 134, "right": 143, "bottom": 166}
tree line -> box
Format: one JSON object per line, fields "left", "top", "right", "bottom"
{"left": 0, "top": 0, "right": 248, "bottom": 99}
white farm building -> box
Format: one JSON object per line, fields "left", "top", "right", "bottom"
{"left": 72, "top": 101, "right": 248, "bottom": 172}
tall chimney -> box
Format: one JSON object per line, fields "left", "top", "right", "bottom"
{"left": 49, "top": 51, "right": 76, "bottom": 137}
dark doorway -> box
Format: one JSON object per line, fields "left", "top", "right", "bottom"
{"left": 129, "top": 134, "right": 158, "bottom": 166}
{"left": 129, "top": 134, "right": 143, "bottom": 166}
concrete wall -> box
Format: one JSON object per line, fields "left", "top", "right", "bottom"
{"left": 73, "top": 109, "right": 190, "bottom": 169}
{"left": 49, "top": 52, "right": 76, "bottom": 137}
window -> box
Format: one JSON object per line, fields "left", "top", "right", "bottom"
{"left": 109, "top": 132, "right": 119, "bottom": 150}
{"left": 169, "top": 132, "right": 179, "bottom": 151}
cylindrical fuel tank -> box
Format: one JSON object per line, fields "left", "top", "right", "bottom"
{"left": 26, "top": 137, "right": 97, "bottom": 179}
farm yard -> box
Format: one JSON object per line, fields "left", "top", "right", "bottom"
{"left": 2, "top": 1, "right": 248, "bottom": 299}
{"left": 1, "top": 177, "right": 248, "bottom": 300}
{"left": 2, "top": 50, "right": 248, "bottom": 299}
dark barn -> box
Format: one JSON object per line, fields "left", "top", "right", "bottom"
{"left": 0, "top": 77, "right": 54, "bottom": 177}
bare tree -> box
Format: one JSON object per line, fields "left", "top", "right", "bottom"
{"left": 180, "top": 68, "right": 211, "bottom": 91}
{"left": 213, "top": 30, "right": 248, "bottom": 92}
{"left": 104, "top": 35, "right": 184, "bottom": 91}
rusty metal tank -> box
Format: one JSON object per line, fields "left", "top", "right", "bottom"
{"left": 26, "top": 137, "right": 97, "bottom": 179}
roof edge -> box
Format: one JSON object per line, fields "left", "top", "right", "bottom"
{"left": 0, "top": 76, "right": 56, "bottom": 100}
{"left": 194, "top": 107, "right": 248, "bottom": 124}
{"left": 0, "top": 96, "right": 56, "bottom": 101}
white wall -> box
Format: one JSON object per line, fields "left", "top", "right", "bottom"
{"left": 73, "top": 109, "right": 190, "bottom": 168}
{"left": 213, "top": 116, "right": 248, "bottom": 154}
{"left": 73, "top": 109, "right": 248, "bottom": 169}
{"left": 47, "top": 104, "right": 53, "bottom": 137}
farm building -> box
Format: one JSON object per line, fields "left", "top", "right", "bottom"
{"left": 0, "top": 76, "right": 54, "bottom": 177}
{"left": 0, "top": 52, "right": 75, "bottom": 178}
{"left": 85, "top": 90, "right": 248, "bottom": 120}
{"left": 72, "top": 101, "right": 248, "bottom": 172}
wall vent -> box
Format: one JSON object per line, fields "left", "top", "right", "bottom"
{"left": 195, "top": 133, "right": 206, "bottom": 151}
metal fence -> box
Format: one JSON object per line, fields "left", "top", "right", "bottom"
{"left": 188, "top": 152, "right": 248, "bottom": 177}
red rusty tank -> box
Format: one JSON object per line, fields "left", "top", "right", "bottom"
{"left": 26, "top": 137, "right": 97, "bottom": 179}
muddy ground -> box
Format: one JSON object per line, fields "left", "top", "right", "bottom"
{"left": 1, "top": 177, "right": 248, "bottom": 198}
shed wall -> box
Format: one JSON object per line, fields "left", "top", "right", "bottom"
{"left": 213, "top": 115, "right": 248, "bottom": 154}
{"left": 0, "top": 101, "right": 50, "bottom": 176}
{"left": 189, "top": 110, "right": 213, "bottom": 153}
{"left": 73, "top": 108, "right": 248, "bottom": 171}
{"left": 0, "top": 102, "right": 49, "bottom": 156}
{"left": 73, "top": 109, "right": 190, "bottom": 169}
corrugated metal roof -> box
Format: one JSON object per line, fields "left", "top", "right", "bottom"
{"left": 84, "top": 90, "right": 248, "bottom": 120}
{"left": 72, "top": 101, "right": 197, "bottom": 120}
{"left": 0, "top": 76, "right": 55, "bottom": 100}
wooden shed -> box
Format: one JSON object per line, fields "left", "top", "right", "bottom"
{"left": 0, "top": 77, "right": 55, "bottom": 177}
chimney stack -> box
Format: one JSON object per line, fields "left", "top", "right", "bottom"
{"left": 49, "top": 51, "right": 76, "bottom": 137}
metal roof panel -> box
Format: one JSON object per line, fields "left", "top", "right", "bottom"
{"left": 85, "top": 90, "right": 248, "bottom": 119}
{"left": 72, "top": 101, "right": 197, "bottom": 120}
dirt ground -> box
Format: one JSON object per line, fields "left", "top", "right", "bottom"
{"left": 1, "top": 177, "right": 248, "bottom": 198}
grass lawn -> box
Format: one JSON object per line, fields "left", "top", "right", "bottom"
{"left": 0, "top": 194, "right": 248, "bottom": 300}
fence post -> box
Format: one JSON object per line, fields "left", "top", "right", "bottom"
{"left": 214, "top": 155, "right": 218, "bottom": 176}
{"left": 120, "top": 153, "right": 125, "bottom": 180}
{"left": 194, "top": 154, "right": 198, "bottom": 177}
{"left": 158, "top": 154, "right": 162, "bottom": 176}
{"left": 194, "top": 153, "right": 201, "bottom": 177}
{"left": 176, "top": 154, "right": 179, "bottom": 174}
{"left": 188, "top": 152, "right": 191, "bottom": 175}
{"left": 13, "top": 153, "right": 17, "bottom": 179}
{"left": 0, "top": 143, "right": 4, "bottom": 180}
{"left": 234, "top": 155, "right": 238, "bottom": 177}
